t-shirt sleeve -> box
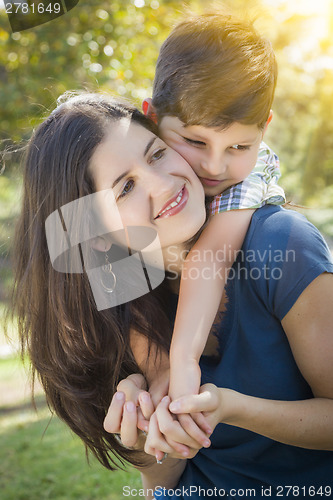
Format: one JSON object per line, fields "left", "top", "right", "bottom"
{"left": 247, "top": 208, "right": 333, "bottom": 321}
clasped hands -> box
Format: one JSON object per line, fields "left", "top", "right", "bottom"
{"left": 103, "top": 373, "right": 223, "bottom": 462}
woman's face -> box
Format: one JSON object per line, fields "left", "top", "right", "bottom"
{"left": 89, "top": 118, "right": 206, "bottom": 249}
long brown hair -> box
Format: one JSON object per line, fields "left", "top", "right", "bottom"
{"left": 11, "top": 93, "right": 173, "bottom": 469}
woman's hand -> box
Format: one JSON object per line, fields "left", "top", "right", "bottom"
{"left": 104, "top": 374, "right": 155, "bottom": 447}
{"left": 103, "top": 382, "right": 199, "bottom": 460}
{"left": 103, "top": 375, "right": 214, "bottom": 460}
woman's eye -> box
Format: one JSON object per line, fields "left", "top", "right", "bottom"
{"left": 230, "top": 144, "right": 250, "bottom": 151}
{"left": 150, "top": 148, "right": 166, "bottom": 163}
{"left": 183, "top": 137, "right": 206, "bottom": 147}
{"left": 119, "top": 179, "right": 135, "bottom": 198}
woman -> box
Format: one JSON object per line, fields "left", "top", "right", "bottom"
{"left": 12, "top": 93, "right": 333, "bottom": 496}
{"left": 11, "top": 91, "right": 207, "bottom": 469}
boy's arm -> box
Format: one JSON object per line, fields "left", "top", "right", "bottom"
{"left": 169, "top": 209, "right": 255, "bottom": 399}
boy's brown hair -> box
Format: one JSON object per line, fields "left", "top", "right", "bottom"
{"left": 152, "top": 13, "right": 277, "bottom": 130}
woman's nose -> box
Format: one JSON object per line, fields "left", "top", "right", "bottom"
{"left": 144, "top": 168, "right": 176, "bottom": 199}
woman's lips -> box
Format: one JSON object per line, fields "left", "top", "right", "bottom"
{"left": 155, "top": 185, "right": 188, "bottom": 219}
{"left": 199, "top": 177, "right": 224, "bottom": 187}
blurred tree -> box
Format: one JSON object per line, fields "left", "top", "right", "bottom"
{"left": 0, "top": 0, "right": 189, "bottom": 145}
{"left": 262, "top": 5, "right": 333, "bottom": 206}
{"left": 302, "top": 60, "right": 333, "bottom": 200}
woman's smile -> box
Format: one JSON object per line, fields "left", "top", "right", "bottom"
{"left": 154, "top": 185, "right": 188, "bottom": 219}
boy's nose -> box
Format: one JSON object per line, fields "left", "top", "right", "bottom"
{"left": 202, "top": 155, "right": 227, "bottom": 177}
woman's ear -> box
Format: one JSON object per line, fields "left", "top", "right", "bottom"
{"left": 142, "top": 98, "right": 158, "bottom": 124}
{"left": 90, "top": 236, "right": 111, "bottom": 252}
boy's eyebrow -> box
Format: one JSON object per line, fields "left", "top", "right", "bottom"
{"left": 181, "top": 129, "right": 206, "bottom": 140}
{"left": 112, "top": 136, "right": 157, "bottom": 188}
{"left": 144, "top": 136, "right": 157, "bottom": 157}
{"left": 182, "top": 126, "right": 259, "bottom": 144}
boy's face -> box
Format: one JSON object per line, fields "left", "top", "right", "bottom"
{"left": 158, "top": 116, "right": 266, "bottom": 197}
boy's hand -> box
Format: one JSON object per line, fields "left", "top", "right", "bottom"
{"left": 169, "top": 383, "right": 225, "bottom": 433}
{"left": 169, "top": 359, "right": 213, "bottom": 440}
{"left": 146, "top": 396, "right": 209, "bottom": 460}
{"left": 148, "top": 366, "right": 211, "bottom": 457}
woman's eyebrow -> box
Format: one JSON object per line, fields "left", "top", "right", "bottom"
{"left": 112, "top": 171, "right": 130, "bottom": 189}
{"left": 144, "top": 136, "right": 157, "bottom": 157}
{"left": 112, "top": 136, "right": 157, "bottom": 188}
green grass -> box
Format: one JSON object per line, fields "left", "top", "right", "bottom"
{"left": 0, "top": 356, "right": 142, "bottom": 500}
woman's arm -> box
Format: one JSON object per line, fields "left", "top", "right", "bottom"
{"left": 140, "top": 398, "right": 190, "bottom": 499}
{"left": 170, "top": 273, "right": 333, "bottom": 450}
{"left": 140, "top": 458, "right": 187, "bottom": 500}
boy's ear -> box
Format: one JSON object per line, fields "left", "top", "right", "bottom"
{"left": 263, "top": 110, "right": 273, "bottom": 135}
{"left": 142, "top": 98, "right": 158, "bottom": 124}
{"left": 90, "top": 236, "right": 111, "bottom": 253}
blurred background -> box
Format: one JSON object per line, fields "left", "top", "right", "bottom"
{"left": 0, "top": 0, "right": 332, "bottom": 498}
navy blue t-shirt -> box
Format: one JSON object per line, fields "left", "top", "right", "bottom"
{"left": 156, "top": 206, "right": 333, "bottom": 499}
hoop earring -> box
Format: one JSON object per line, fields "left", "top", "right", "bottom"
{"left": 101, "top": 252, "right": 116, "bottom": 293}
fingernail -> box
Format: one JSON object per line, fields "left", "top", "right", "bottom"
{"left": 140, "top": 393, "right": 150, "bottom": 403}
{"left": 162, "top": 396, "right": 170, "bottom": 403}
{"left": 206, "top": 428, "right": 213, "bottom": 435}
{"left": 182, "top": 450, "right": 189, "bottom": 457}
{"left": 203, "top": 439, "right": 211, "bottom": 448}
{"left": 125, "top": 401, "right": 135, "bottom": 412}
{"left": 115, "top": 392, "right": 124, "bottom": 400}
{"left": 169, "top": 401, "right": 180, "bottom": 412}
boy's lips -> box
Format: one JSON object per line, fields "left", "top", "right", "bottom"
{"left": 199, "top": 177, "right": 224, "bottom": 187}
{"left": 154, "top": 185, "right": 188, "bottom": 219}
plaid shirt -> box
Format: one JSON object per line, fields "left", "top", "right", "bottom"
{"left": 210, "top": 142, "right": 286, "bottom": 215}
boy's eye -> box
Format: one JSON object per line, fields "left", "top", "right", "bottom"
{"left": 150, "top": 147, "right": 166, "bottom": 163}
{"left": 183, "top": 137, "right": 206, "bottom": 147}
{"left": 230, "top": 144, "right": 250, "bottom": 151}
{"left": 119, "top": 179, "right": 135, "bottom": 199}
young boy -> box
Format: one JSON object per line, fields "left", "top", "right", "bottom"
{"left": 139, "top": 12, "right": 285, "bottom": 453}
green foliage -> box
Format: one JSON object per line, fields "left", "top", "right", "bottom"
{"left": 0, "top": 171, "right": 22, "bottom": 300}
{"left": 263, "top": 4, "right": 333, "bottom": 208}
{"left": 0, "top": 0, "right": 189, "bottom": 143}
